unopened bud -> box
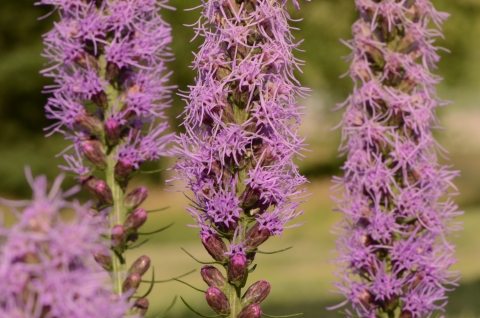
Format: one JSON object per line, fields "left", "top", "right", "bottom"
{"left": 242, "top": 280, "right": 270, "bottom": 305}
{"left": 81, "top": 176, "right": 113, "bottom": 204}
{"left": 245, "top": 224, "right": 271, "bottom": 250}
{"left": 93, "top": 252, "right": 112, "bottom": 271}
{"left": 122, "top": 273, "right": 141, "bottom": 293}
{"left": 111, "top": 225, "right": 125, "bottom": 248}
{"left": 124, "top": 187, "right": 148, "bottom": 210}
{"left": 241, "top": 188, "right": 260, "bottom": 209}
{"left": 75, "top": 113, "right": 103, "bottom": 135}
{"left": 74, "top": 51, "right": 99, "bottom": 70}
{"left": 238, "top": 304, "right": 262, "bottom": 318}
{"left": 129, "top": 255, "right": 151, "bottom": 276}
{"left": 201, "top": 234, "right": 227, "bottom": 262}
{"left": 206, "top": 287, "right": 230, "bottom": 315}
{"left": 81, "top": 140, "right": 107, "bottom": 169}
{"left": 105, "top": 118, "right": 121, "bottom": 144}
{"left": 124, "top": 209, "right": 148, "bottom": 231}
{"left": 105, "top": 61, "right": 120, "bottom": 81}
{"left": 91, "top": 91, "right": 108, "bottom": 108}
{"left": 115, "top": 158, "right": 134, "bottom": 181}
{"left": 201, "top": 266, "right": 226, "bottom": 289}
{"left": 399, "top": 310, "right": 413, "bottom": 318}
{"left": 131, "top": 298, "right": 149, "bottom": 316}
{"left": 228, "top": 253, "right": 247, "bottom": 286}
{"left": 358, "top": 289, "right": 375, "bottom": 310}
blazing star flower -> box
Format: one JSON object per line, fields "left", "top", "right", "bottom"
{"left": 330, "top": 1, "right": 462, "bottom": 317}
{"left": 0, "top": 170, "right": 136, "bottom": 318}
{"left": 38, "top": 0, "right": 175, "bottom": 310}
{"left": 173, "top": 0, "right": 308, "bottom": 314}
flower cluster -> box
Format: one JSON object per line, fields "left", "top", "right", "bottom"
{"left": 174, "top": 0, "right": 308, "bottom": 315}
{"left": 331, "top": 1, "right": 461, "bottom": 317}
{"left": 0, "top": 171, "right": 138, "bottom": 318}
{"left": 40, "top": 0, "right": 173, "bottom": 178}
{"left": 38, "top": 0, "right": 174, "bottom": 310}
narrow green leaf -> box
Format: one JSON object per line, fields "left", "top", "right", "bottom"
{"left": 173, "top": 278, "right": 206, "bottom": 293}
{"left": 257, "top": 246, "right": 293, "bottom": 254}
{"left": 141, "top": 269, "right": 196, "bottom": 283}
{"left": 180, "top": 296, "right": 221, "bottom": 318}
{"left": 137, "top": 223, "right": 174, "bottom": 235}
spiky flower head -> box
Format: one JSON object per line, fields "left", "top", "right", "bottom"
{"left": 0, "top": 170, "right": 135, "bottom": 318}
{"left": 39, "top": 0, "right": 174, "bottom": 178}
{"left": 330, "top": 1, "right": 462, "bottom": 317}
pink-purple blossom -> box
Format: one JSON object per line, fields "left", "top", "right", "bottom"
{"left": 330, "top": 1, "right": 462, "bottom": 317}
{"left": 0, "top": 170, "right": 135, "bottom": 318}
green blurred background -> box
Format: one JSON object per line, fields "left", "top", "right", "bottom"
{"left": 1, "top": 0, "right": 480, "bottom": 317}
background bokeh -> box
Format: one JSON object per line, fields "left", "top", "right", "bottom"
{"left": 1, "top": 0, "right": 479, "bottom": 317}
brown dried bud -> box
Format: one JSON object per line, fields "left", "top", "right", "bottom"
{"left": 80, "top": 176, "right": 113, "bottom": 204}
{"left": 241, "top": 187, "right": 260, "bottom": 209}
{"left": 228, "top": 253, "right": 247, "bottom": 286}
{"left": 206, "top": 287, "right": 230, "bottom": 315}
{"left": 91, "top": 91, "right": 108, "bottom": 108}
{"left": 238, "top": 304, "right": 262, "bottom": 318}
{"left": 124, "top": 208, "right": 148, "bottom": 231}
{"left": 122, "top": 273, "right": 141, "bottom": 293}
{"left": 81, "top": 140, "right": 107, "bottom": 169}
{"left": 74, "top": 51, "right": 99, "bottom": 70}
{"left": 75, "top": 113, "right": 103, "bottom": 135}
{"left": 201, "top": 266, "right": 226, "bottom": 289}
{"left": 105, "top": 62, "right": 120, "bottom": 81}
{"left": 129, "top": 255, "right": 151, "bottom": 276}
{"left": 201, "top": 234, "right": 228, "bottom": 262}
{"left": 131, "top": 298, "right": 149, "bottom": 316}
{"left": 400, "top": 310, "right": 413, "bottom": 318}
{"left": 245, "top": 224, "right": 271, "bottom": 250}
{"left": 93, "top": 252, "right": 112, "bottom": 271}
{"left": 242, "top": 280, "right": 270, "bottom": 305}
{"left": 105, "top": 118, "right": 121, "bottom": 145}
{"left": 114, "top": 158, "right": 134, "bottom": 181}
{"left": 111, "top": 225, "right": 125, "bottom": 248}
{"left": 124, "top": 187, "right": 148, "bottom": 210}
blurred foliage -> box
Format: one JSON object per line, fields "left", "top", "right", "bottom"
{"left": 1, "top": 0, "right": 480, "bottom": 197}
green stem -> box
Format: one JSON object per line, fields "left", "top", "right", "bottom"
{"left": 107, "top": 153, "right": 127, "bottom": 295}
{"left": 100, "top": 53, "right": 127, "bottom": 296}
{"left": 227, "top": 282, "right": 239, "bottom": 318}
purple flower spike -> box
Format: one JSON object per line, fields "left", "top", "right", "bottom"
{"left": 173, "top": 0, "right": 308, "bottom": 312}
{"left": 0, "top": 170, "right": 136, "bottom": 318}
{"left": 38, "top": 0, "right": 175, "bottom": 305}
{"left": 330, "top": 1, "right": 462, "bottom": 317}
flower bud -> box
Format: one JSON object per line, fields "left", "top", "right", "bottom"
{"left": 358, "top": 289, "right": 375, "bottom": 310}
{"left": 242, "top": 280, "right": 270, "bottom": 305}
{"left": 124, "top": 208, "right": 148, "bottom": 231}
{"left": 105, "top": 61, "right": 120, "bottom": 81}
{"left": 122, "top": 272, "right": 141, "bottom": 293}
{"left": 201, "top": 233, "right": 228, "bottom": 262}
{"left": 105, "top": 118, "right": 121, "bottom": 145}
{"left": 238, "top": 304, "right": 262, "bottom": 318}
{"left": 111, "top": 225, "right": 125, "bottom": 248}
{"left": 228, "top": 253, "right": 247, "bottom": 286}
{"left": 91, "top": 91, "right": 108, "bottom": 108}
{"left": 74, "top": 51, "right": 99, "bottom": 70}
{"left": 131, "top": 298, "right": 149, "bottom": 316}
{"left": 201, "top": 266, "right": 226, "bottom": 289}
{"left": 81, "top": 140, "right": 107, "bottom": 169}
{"left": 115, "top": 158, "right": 134, "bottom": 181}
{"left": 124, "top": 187, "right": 148, "bottom": 210}
{"left": 206, "top": 287, "right": 230, "bottom": 315}
{"left": 80, "top": 176, "right": 113, "bottom": 204}
{"left": 399, "top": 310, "right": 413, "bottom": 318}
{"left": 93, "top": 251, "right": 112, "bottom": 271}
{"left": 128, "top": 255, "right": 151, "bottom": 276}
{"left": 75, "top": 113, "right": 103, "bottom": 135}
{"left": 245, "top": 224, "right": 271, "bottom": 250}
